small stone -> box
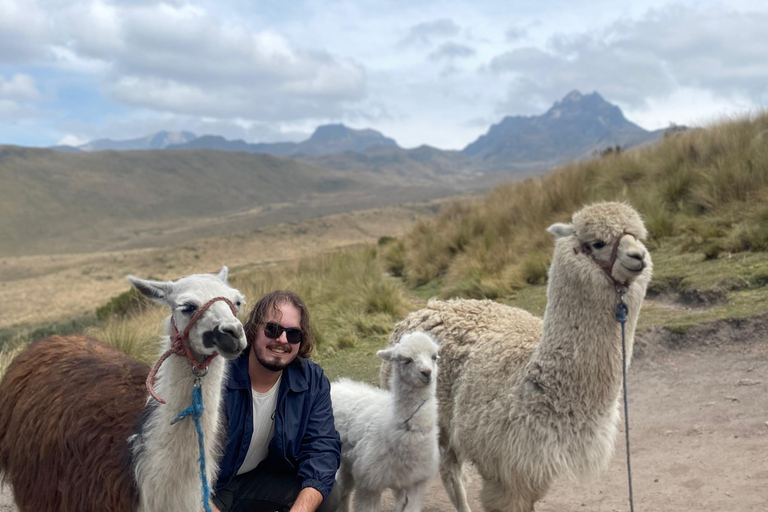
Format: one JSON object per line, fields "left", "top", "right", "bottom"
{"left": 737, "top": 379, "right": 762, "bottom": 386}
{"left": 654, "top": 478, "right": 659, "bottom": 483}
{"left": 724, "top": 396, "right": 740, "bottom": 402}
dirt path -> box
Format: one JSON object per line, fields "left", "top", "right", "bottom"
{"left": 2, "top": 337, "right": 767, "bottom": 511}
{"left": 388, "top": 337, "right": 768, "bottom": 511}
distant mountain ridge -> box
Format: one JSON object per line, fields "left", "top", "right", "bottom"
{"left": 463, "top": 90, "right": 665, "bottom": 169}
{"left": 169, "top": 124, "right": 398, "bottom": 156}
{"left": 50, "top": 91, "right": 671, "bottom": 176}
{"left": 78, "top": 130, "right": 197, "bottom": 152}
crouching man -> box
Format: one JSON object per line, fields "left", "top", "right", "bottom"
{"left": 213, "top": 290, "right": 341, "bottom": 512}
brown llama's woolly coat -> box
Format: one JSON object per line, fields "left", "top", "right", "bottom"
{"left": 0, "top": 335, "right": 149, "bottom": 512}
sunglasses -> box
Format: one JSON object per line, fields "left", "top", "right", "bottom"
{"left": 263, "top": 322, "right": 304, "bottom": 344}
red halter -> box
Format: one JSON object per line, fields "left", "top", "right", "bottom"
{"left": 577, "top": 231, "right": 637, "bottom": 290}
{"left": 146, "top": 296, "right": 238, "bottom": 404}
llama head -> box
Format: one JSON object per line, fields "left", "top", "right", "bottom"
{"left": 128, "top": 266, "right": 248, "bottom": 360}
{"left": 547, "top": 202, "right": 652, "bottom": 287}
{"left": 378, "top": 331, "right": 439, "bottom": 388}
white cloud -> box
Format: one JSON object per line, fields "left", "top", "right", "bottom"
{"left": 429, "top": 42, "right": 476, "bottom": 61}
{"left": 0, "top": 74, "right": 42, "bottom": 102}
{"left": 400, "top": 18, "right": 461, "bottom": 47}
{"left": 57, "top": 134, "right": 88, "bottom": 147}
{"left": 488, "top": 5, "right": 768, "bottom": 117}
{"left": 0, "top": 0, "right": 51, "bottom": 63}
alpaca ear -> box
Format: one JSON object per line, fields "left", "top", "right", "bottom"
{"left": 546, "top": 223, "right": 576, "bottom": 238}
{"left": 127, "top": 276, "right": 173, "bottom": 303}
{"left": 216, "top": 266, "right": 229, "bottom": 284}
{"left": 377, "top": 347, "right": 397, "bottom": 362}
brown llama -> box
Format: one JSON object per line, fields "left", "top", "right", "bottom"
{"left": 0, "top": 267, "right": 247, "bottom": 512}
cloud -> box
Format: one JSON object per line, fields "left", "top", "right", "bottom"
{"left": 0, "top": 0, "right": 51, "bottom": 63}
{"left": 504, "top": 27, "right": 528, "bottom": 42}
{"left": 0, "top": 74, "right": 42, "bottom": 102}
{"left": 488, "top": 5, "right": 768, "bottom": 115}
{"left": 56, "top": 134, "right": 89, "bottom": 147}
{"left": 2, "top": 1, "right": 367, "bottom": 122}
{"left": 400, "top": 18, "right": 461, "bottom": 46}
{"left": 429, "top": 42, "right": 476, "bottom": 61}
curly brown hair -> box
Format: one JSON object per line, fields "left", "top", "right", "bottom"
{"left": 243, "top": 290, "right": 315, "bottom": 360}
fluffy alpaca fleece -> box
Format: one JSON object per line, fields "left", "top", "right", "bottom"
{"left": 380, "top": 202, "right": 653, "bottom": 512}
{"left": 0, "top": 268, "right": 247, "bottom": 512}
{"left": 332, "top": 332, "right": 440, "bottom": 512}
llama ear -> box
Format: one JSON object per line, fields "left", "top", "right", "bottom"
{"left": 376, "top": 347, "right": 397, "bottom": 362}
{"left": 216, "top": 266, "right": 229, "bottom": 284}
{"left": 546, "top": 223, "right": 576, "bottom": 238}
{"left": 127, "top": 276, "right": 173, "bottom": 303}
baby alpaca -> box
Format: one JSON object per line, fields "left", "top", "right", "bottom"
{"left": 332, "top": 332, "right": 440, "bottom": 512}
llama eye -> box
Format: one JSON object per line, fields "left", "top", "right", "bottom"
{"left": 402, "top": 358, "right": 413, "bottom": 365}
{"left": 592, "top": 241, "right": 607, "bottom": 250}
{"left": 432, "top": 354, "right": 439, "bottom": 361}
{"left": 235, "top": 301, "right": 242, "bottom": 308}
{"left": 180, "top": 303, "right": 198, "bottom": 314}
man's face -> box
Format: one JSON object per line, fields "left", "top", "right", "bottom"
{"left": 250, "top": 302, "right": 302, "bottom": 372}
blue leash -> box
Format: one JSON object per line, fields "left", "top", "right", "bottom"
{"left": 616, "top": 289, "right": 635, "bottom": 512}
{"left": 171, "top": 371, "right": 213, "bottom": 512}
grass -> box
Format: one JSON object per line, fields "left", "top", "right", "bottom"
{"left": 4, "top": 113, "right": 768, "bottom": 384}
{"left": 388, "top": 113, "right": 768, "bottom": 300}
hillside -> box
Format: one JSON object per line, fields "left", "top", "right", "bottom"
{"left": 464, "top": 90, "right": 664, "bottom": 170}
{"left": 385, "top": 112, "right": 768, "bottom": 332}
{"left": 0, "top": 146, "right": 403, "bottom": 257}
{"left": 298, "top": 144, "right": 481, "bottom": 182}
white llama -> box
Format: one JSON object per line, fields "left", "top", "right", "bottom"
{"left": 0, "top": 267, "right": 247, "bottom": 512}
{"left": 380, "top": 202, "right": 653, "bottom": 512}
{"left": 332, "top": 331, "right": 440, "bottom": 512}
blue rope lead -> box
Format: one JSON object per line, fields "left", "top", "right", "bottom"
{"left": 616, "top": 293, "right": 635, "bottom": 512}
{"left": 171, "top": 378, "right": 213, "bottom": 512}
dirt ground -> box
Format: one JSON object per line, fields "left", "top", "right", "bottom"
{"left": 2, "top": 331, "right": 767, "bottom": 511}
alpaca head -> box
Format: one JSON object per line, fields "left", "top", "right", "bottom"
{"left": 128, "top": 266, "right": 248, "bottom": 360}
{"left": 547, "top": 202, "right": 651, "bottom": 288}
{"left": 378, "top": 331, "right": 439, "bottom": 388}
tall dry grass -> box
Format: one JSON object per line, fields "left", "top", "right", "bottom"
{"left": 394, "top": 113, "right": 768, "bottom": 298}
{"left": 84, "top": 304, "right": 168, "bottom": 364}
{"left": 235, "top": 245, "right": 411, "bottom": 352}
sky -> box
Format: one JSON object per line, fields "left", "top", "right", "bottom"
{"left": 1, "top": 0, "right": 767, "bottom": 150}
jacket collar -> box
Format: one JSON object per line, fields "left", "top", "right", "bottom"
{"left": 227, "top": 346, "right": 308, "bottom": 393}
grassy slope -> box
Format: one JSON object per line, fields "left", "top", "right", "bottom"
{"left": 3, "top": 114, "right": 768, "bottom": 384}
{"left": 0, "top": 146, "right": 382, "bottom": 256}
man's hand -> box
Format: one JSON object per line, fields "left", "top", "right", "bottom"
{"left": 210, "top": 503, "right": 221, "bottom": 512}
{"left": 289, "top": 487, "right": 323, "bottom": 512}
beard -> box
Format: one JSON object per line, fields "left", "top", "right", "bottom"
{"left": 254, "top": 343, "right": 296, "bottom": 372}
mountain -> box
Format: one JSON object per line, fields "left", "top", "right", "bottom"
{"left": 76, "top": 131, "right": 198, "bottom": 151}
{"left": 171, "top": 135, "right": 297, "bottom": 156}
{"left": 299, "top": 144, "right": 479, "bottom": 182}
{"left": 463, "top": 91, "right": 664, "bottom": 170}
{"left": 293, "top": 124, "right": 398, "bottom": 155}
{"left": 169, "top": 124, "right": 398, "bottom": 156}
{"left": 0, "top": 146, "right": 388, "bottom": 256}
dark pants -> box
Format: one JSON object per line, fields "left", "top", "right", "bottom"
{"left": 213, "top": 467, "right": 339, "bottom": 512}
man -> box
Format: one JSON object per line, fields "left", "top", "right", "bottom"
{"left": 213, "top": 290, "right": 341, "bottom": 512}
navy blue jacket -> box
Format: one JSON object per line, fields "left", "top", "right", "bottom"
{"left": 215, "top": 352, "right": 341, "bottom": 499}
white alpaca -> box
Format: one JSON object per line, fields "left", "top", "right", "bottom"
{"left": 0, "top": 267, "right": 247, "bottom": 512}
{"left": 332, "top": 332, "right": 440, "bottom": 512}
{"left": 380, "top": 202, "right": 653, "bottom": 512}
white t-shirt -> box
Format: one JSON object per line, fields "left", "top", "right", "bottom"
{"left": 236, "top": 374, "right": 282, "bottom": 475}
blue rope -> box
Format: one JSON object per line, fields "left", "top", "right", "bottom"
{"left": 616, "top": 295, "right": 635, "bottom": 512}
{"left": 171, "top": 380, "right": 213, "bottom": 512}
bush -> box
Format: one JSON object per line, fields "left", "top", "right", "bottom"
{"left": 96, "top": 288, "right": 152, "bottom": 320}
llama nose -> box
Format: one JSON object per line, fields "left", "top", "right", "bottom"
{"left": 420, "top": 368, "right": 432, "bottom": 382}
{"left": 628, "top": 249, "right": 646, "bottom": 265}
{"left": 221, "top": 324, "right": 244, "bottom": 339}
